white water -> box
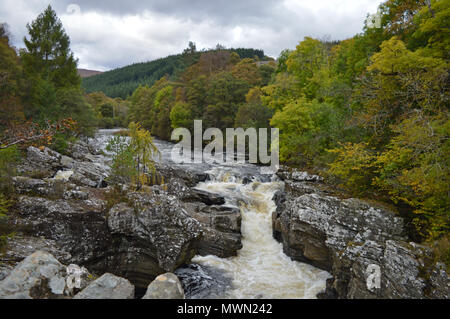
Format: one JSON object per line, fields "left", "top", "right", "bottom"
{"left": 192, "top": 168, "right": 331, "bottom": 299}
{"left": 90, "top": 130, "right": 331, "bottom": 299}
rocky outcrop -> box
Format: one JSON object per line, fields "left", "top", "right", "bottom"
{"left": 152, "top": 162, "right": 208, "bottom": 187}
{"left": 14, "top": 194, "right": 112, "bottom": 271}
{"left": 142, "top": 273, "right": 184, "bottom": 299}
{"left": 163, "top": 176, "right": 242, "bottom": 257}
{"left": 0, "top": 236, "right": 71, "bottom": 281}
{"left": 0, "top": 251, "right": 70, "bottom": 299}
{"left": 273, "top": 176, "right": 450, "bottom": 299}
{"left": 0, "top": 251, "right": 134, "bottom": 299}
{"left": 107, "top": 192, "right": 202, "bottom": 288}
{"left": 17, "top": 146, "right": 108, "bottom": 188}
{"left": 182, "top": 202, "right": 242, "bottom": 258}
{"left": 276, "top": 166, "right": 324, "bottom": 183}
{"left": 73, "top": 273, "right": 134, "bottom": 299}
{"left": 3, "top": 138, "right": 246, "bottom": 296}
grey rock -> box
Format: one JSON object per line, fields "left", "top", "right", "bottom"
{"left": 14, "top": 195, "right": 112, "bottom": 271}
{"left": 142, "top": 273, "right": 184, "bottom": 299}
{"left": 68, "top": 162, "right": 108, "bottom": 188}
{"left": 107, "top": 191, "right": 202, "bottom": 288}
{"left": 273, "top": 190, "right": 450, "bottom": 299}
{"left": 0, "top": 236, "right": 71, "bottom": 280}
{"left": 0, "top": 251, "right": 68, "bottom": 299}
{"left": 276, "top": 166, "right": 323, "bottom": 182}
{"left": 73, "top": 273, "right": 134, "bottom": 299}
{"left": 183, "top": 202, "right": 242, "bottom": 257}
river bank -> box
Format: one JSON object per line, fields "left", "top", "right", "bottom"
{"left": 0, "top": 130, "right": 448, "bottom": 299}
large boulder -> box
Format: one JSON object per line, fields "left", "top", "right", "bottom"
{"left": 273, "top": 188, "right": 450, "bottom": 299}
{"left": 73, "top": 273, "right": 134, "bottom": 299}
{"left": 183, "top": 202, "right": 242, "bottom": 258}
{"left": 14, "top": 195, "right": 113, "bottom": 272}
{"left": 107, "top": 191, "right": 202, "bottom": 288}
{"left": 0, "top": 236, "right": 71, "bottom": 281}
{"left": 17, "top": 147, "right": 62, "bottom": 178}
{"left": 0, "top": 251, "right": 68, "bottom": 299}
{"left": 142, "top": 273, "right": 184, "bottom": 299}
{"left": 151, "top": 163, "right": 207, "bottom": 187}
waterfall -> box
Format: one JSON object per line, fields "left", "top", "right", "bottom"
{"left": 191, "top": 168, "right": 331, "bottom": 299}
{"left": 91, "top": 130, "right": 331, "bottom": 299}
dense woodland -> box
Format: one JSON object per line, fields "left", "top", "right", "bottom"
{"left": 0, "top": 1, "right": 449, "bottom": 260}
{"left": 82, "top": 46, "right": 268, "bottom": 99}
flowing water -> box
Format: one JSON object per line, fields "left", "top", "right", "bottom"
{"left": 90, "top": 129, "right": 331, "bottom": 299}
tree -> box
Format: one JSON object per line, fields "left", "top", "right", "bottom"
{"left": 183, "top": 41, "right": 197, "bottom": 54}
{"left": 22, "top": 5, "right": 80, "bottom": 89}
{"left": 107, "top": 122, "right": 158, "bottom": 190}
{"left": 0, "top": 23, "right": 26, "bottom": 129}
{"left": 286, "top": 37, "right": 327, "bottom": 92}
{"left": 170, "top": 102, "right": 192, "bottom": 129}
{"left": 235, "top": 88, "right": 272, "bottom": 129}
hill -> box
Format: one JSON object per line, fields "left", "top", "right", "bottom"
{"left": 78, "top": 68, "right": 103, "bottom": 78}
{"left": 82, "top": 48, "right": 267, "bottom": 99}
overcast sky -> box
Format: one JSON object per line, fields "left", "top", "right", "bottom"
{"left": 0, "top": 0, "right": 382, "bottom": 71}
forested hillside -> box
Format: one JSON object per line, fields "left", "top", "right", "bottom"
{"left": 126, "top": 0, "right": 449, "bottom": 245}
{"left": 0, "top": 0, "right": 448, "bottom": 260}
{"left": 82, "top": 46, "right": 267, "bottom": 99}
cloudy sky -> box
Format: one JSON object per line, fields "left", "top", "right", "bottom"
{"left": 0, "top": 0, "right": 382, "bottom": 71}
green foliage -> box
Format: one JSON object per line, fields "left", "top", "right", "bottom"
{"left": 82, "top": 48, "right": 267, "bottom": 99}
{"left": 83, "top": 52, "right": 200, "bottom": 99}
{"left": 86, "top": 91, "right": 129, "bottom": 129}
{"left": 106, "top": 122, "right": 158, "bottom": 190}
{"left": 170, "top": 102, "right": 192, "bottom": 129}
{"left": 327, "top": 143, "right": 378, "bottom": 194}
{"left": 0, "top": 193, "right": 12, "bottom": 219}
{"left": 373, "top": 114, "right": 449, "bottom": 239}
{"left": 0, "top": 146, "right": 20, "bottom": 193}
{"left": 271, "top": 98, "right": 343, "bottom": 166}
{"left": 235, "top": 88, "right": 273, "bottom": 129}
{"left": 106, "top": 135, "right": 136, "bottom": 185}
{"left": 259, "top": 0, "right": 449, "bottom": 242}
{"left": 21, "top": 5, "right": 80, "bottom": 89}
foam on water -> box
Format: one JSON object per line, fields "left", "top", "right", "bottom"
{"left": 192, "top": 169, "right": 331, "bottom": 299}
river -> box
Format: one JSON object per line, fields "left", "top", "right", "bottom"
{"left": 90, "top": 129, "right": 331, "bottom": 299}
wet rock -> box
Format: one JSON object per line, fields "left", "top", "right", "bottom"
{"left": 166, "top": 178, "right": 226, "bottom": 206}
{"left": 73, "top": 273, "right": 134, "bottom": 299}
{"left": 175, "top": 264, "right": 232, "bottom": 299}
{"left": 142, "top": 273, "right": 184, "bottom": 299}
{"left": 273, "top": 191, "right": 450, "bottom": 299}
{"left": 183, "top": 203, "right": 242, "bottom": 257}
{"left": 186, "top": 189, "right": 226, "bottom": 206}
{"left": 107, "top": 192, "right": 202, "bottom": 288}
{"left": 152, "top": 163, "right": 207, "bottom": 187}
{"left": 0, "top": 251, "right": 68, "bottom": 299}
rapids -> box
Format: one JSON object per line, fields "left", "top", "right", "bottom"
{"left": 89, "top": 129, "right": 331, "bottom": 299}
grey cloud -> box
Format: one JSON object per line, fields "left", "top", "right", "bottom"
{"left": 0, "top": 0, "right": 382, "bottom": 70}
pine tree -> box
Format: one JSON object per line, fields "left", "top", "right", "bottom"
{"left": 21, "top": 5, "right": 80, "bottom": 89}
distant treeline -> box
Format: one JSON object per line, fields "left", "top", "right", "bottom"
{"left": 82, "top": 48, "right": 268, "bottom": 99}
